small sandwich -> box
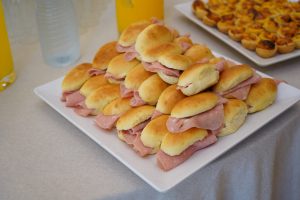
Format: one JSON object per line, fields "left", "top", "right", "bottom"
{"left": 74, "top": 84, "right": 120, "bottom": 116}
{"left": 157, "top": 128, "right": 217, "bottom": 171}
{"left": 120, "top": 63, "right": 153, "bottom": 98}
{"left": 135, "top": 24, "right": 175, "bottom": 63}
{"left": 246, "top": 78, "right": 278, "bottom": 113}
{"left": 116, "top": 20, "right": 151, "bottom": 61}
{"left": 134, "top": 115, "right": 170, "bottom": 156}
{"left": 218, "top": 99, "right": 248, "bottom": 137}
{"left": 90, "top": 41, "right": 120, "bottom": 76}
{"left": 70, "top": 75, "right": 109, "bottom": 112}
{"left": 61, "top": 63, "right": 93, "bottom": 106}
{"left": 105, "top": 53, "right": 139, "bottom": 84}
{"left": 184, "top": 44, "right": 214, "bottom": 63}
{"left": 116, "top": 105, "right": 155, "bottom": 149}
{"left": 95, "top": 97, "right": 131, "bottom": 130}
{"left": 177, "top": 63, "right": 223, "bottom": 96}
{"left": 213, "top": 64, "right": 261, "bottom": 100}
{"left": 166, "top": 92, "right": 227, "bottom": 134}
{"left": 152, "top": 85, "right": 186, "bottom": 119}
{"left": 130, "top": 74, "right": 169, "bottom": 107}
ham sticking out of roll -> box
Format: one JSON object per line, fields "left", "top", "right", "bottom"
{"left": 88, "top": 68, "right": 106, "bottom": 76}
{"left": 130, "top": 91, "right": 146, "bottom": 107}
{"left": 61, "top": 90, "right": 85, "bottom": 107}
{"left": 120, "top": 83, "right": 134, "bottom": 98}
{"left": 142, "top": 61, "right": 181, "bottom": 77}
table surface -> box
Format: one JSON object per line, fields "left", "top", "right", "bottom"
{"left": 1, "top": 1, "right": 300, "bottom": 200}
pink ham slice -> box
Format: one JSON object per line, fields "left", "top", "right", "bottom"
{"left": 122, "top": 133, "right": 138, "bottom": 146}
{"left": 157, "top": 134, "right": 217, "bottom": 171}
{"left": 179, "top": 42, "right": 192, "bottom": 53}
{"left": 120, "top": 83, "right": 134, "bottom": 98}
{"left": 225, "top": 85, "right": 251, "bottom": 100}
{"left": 88, "top": 68, "right": 106, "bottom": 76}
{"left": 130, "top": 91, "right": 146, "bottom": 107}
{"left": 142, "top": 61, "right": 181, "bottom": 77}
{"left": 116, "top": 44, "right": 138, "bottom": 61}
{"left": 166, "top": 104, "right": 224, "bottom": 133}
{"left": 65, "top": 90, "right": 85, "bottom": 107}
{"left": 73, "top": 101, "right": 94, "bottom": 117}
{"left": 61, "top": 91, "right": 74, "bottom": 101}
{"left": 122, "top": 119, "right": 151, "bottom": 135}
{"left": 95, "top": 113, "right": 120, "bottom": 130}
{"left": 132, "top": 134, "right": 153, "bottom": 157}
{"left": 105, "top": 72, "right": 125, "bottom": 82}
{"left": 151, "top": 109, "right": 164, "bottom": 119}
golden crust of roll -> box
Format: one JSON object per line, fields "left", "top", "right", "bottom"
{"left": 144, "top": 42, "right": 182, "bottom": 63}
{"left": 85, "top": 84, "right": 120, "bottom": 115}
{"left": 160, "top": 128, "right": 208, "bottom": 156}
{"left": 178, "top": 63, "right": 220, "bottom": 96}
{"left": 102, "top": 97, "right": 131, "bottom": 116}
{"left": 171, "top": 92, "right": 219, "bottom": 118}
{"left": 184, "top": 44, "right": 214, "bottom": 62}
{"left": 135, "top": 24, "right": 174, "bottom": 62}
{"left": 158, "top": 54, "right": 192, "bottom": 70}
{"left": 218, "top": 99, "right": 248, "bottom": 137}
{"left": 246, "top": 78, "right": 277, "bottom": 113}
{"left": 156, "top": 85, "right": 186, "bottom": 114}
{"left": 140, "top": 115, "right": 170, "bottom": 153}
{"left": 157, "top": 71, "right": 179, "bottom": 85}
{"left": 138, "top": 74, "right": 169, "bottom": 105}
{"left": 62, "top": 63, "right": 93, "bottom": 92}
{"left": 92, "top": 41, "right": 120, "bottom": 70}
{"left": 116, "top": 105, "right": 155, "bottom": 130}
{"left": 79, "top": 75, "right": 109, "bottom": 97}
{"left": 124, "top": 63, "right": 154, "bottom": 90}
{"left": 118, "top": 20, "right": 151, "bottom": 47}
{"left": 213, "top": 64, "right": 254, "bottom": 93}
{"left": 106, "top": 54, "right": 139, "bottom": 82}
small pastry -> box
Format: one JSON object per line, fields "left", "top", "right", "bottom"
{"left": 255, "top": 39, "right": 277, "bottom": 58}
{"left": 241, "top": 33, "right": 259, "bottom": 50}
{"left": 228, "top": 27, "right": 245, "bottom": 41}
{"left": 276, "top": 37, "right": 296, "bottom": 53}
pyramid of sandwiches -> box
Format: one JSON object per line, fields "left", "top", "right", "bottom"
{"left": 192, "top": 0, "right": 300, "bottom": 58}
{"left": 61, "top": 19, "right": 280, "bottom": 171}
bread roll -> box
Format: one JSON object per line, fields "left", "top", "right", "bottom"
{"left": 143, "top": 42, "right": 182, "bottom": 63}
{"left": 184, "top": 44, "right": 214, "bottom": 62}
{"left": 102, "top": 97, "right": 131, "bottom": 116}
{"left": 92, "top": 41, "right": 120, "bottom": 70}
{"left": 79, "top": 75, "right": 108, "bottom": 97}
{"left": 124, "top": 63, "right": 153, "bottom": 90}
{"left": 158, "top": 54, "right": 192, "bottom": 71}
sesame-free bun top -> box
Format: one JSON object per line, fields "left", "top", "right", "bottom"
{"left": 118, "top": 20, "right": 151, "bottom": 47}
{"left": 158, "top": 54, "right": 192, "bottom": 70}
{"left": 138, "top": 74, "right": 169, "bottom": 105}
{"left": 140, "top": 115, "right": 170, "bottom": 152}
{"left": 160, "top": 128, "right": 208, "bottom": 156}
{"left": 157, "top": 71, "right": 179, "bottom": 85}
{"left": 178, "top": 63, "right": 220, "bottom": 96}
{"left": 246, "top": 78, "right": 277, "bottom": 113}
{"left": 116, "top": 105, "right": 155, "bottom": 131}
{"left": 92, "top": 41, "right": 120, "bottom": 70}
{"left": 102, "top": 97, "right": 131, "bottom": 116}
{"left": 106, "top": 53, "right": 139, "bottom": 80}
{"left": 135, "top": 24, "right": 175, "bottom": 62}
{"left": 219, "top": 99, "right": 248, "bottom": 137}
{"left": 213, "top": 64, "right": 254, "bottom": 93}
{"left": 156, "top": 85, "right": 186, "bottom": 114}
{"left": 79, "top": 75, "right": 108, "bottom": 97}
{"left": 171, "top": 92, "right": 219, "bottom": 118}
{"left": 85, "top": 84, "right": 120, "bottom": 115}
{"left": 143, "top": 42, "right": 182, "bottom": 62}
{"left": 124, "top": 63, "right": 153, "bottom": 90}
{"left": 184, "top": 44, "right": 214, "bottom": 62}
{"left": 62, "top": 63, "right": 92, "bottom": 92}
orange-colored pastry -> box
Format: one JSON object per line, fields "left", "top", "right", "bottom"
{"left": 292, "top": 33, "right": 300, "bottom": 49}
{"left": 276, "top": 37, "right": 296, "bottom": 53}
{"left": 228, "top": 27, "right": 245, "bottom": 41}
{"left": 241, "top": 33, "right": 259, "bottom": 50}
{"left": 192, "top": 0, "right": 208, "bottom": 20}
{"left": 262, "top": 18, "right": 278, "bottom": 33}
{"left": 202, "top": 11, "right": 220, "bottom": 27}
{"left": 256, "top": 40, "right": 277, "bottom": 58}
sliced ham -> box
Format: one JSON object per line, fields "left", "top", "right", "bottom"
{"left": 104, "top": 72, "right": 125, "bottom": 82}
{"left": 121, "top": 119, "right": 151, "bottom": 135}
{"left": 124, "top": 52, "right": 139, "bottom": 61}
{"left": 65, "top": 90, "right": 85, "bottom": 107}
{"left": 130, "top": 91, "right": 146, "bottom": 107}
{"left": 214, "top": 59, "right": 226, "bottom": 72}
{"left": 95, "top": 113, "right": 120, "bottom": 130}
{"left": 116, "top": 44, "right": 135, "bottom": 53}
{"left": 122, "top": 133, "right": 138, "bottom": 146}
{"left": 157, "top": 134, "right": 217, "bottom": 171}
{"left": 225, "top": 85, "right": 251, "bottom": 100}
{"left": 221, "top": 73, "right": 261, "bottom": 96}
{"left": 120, "top": 83, "right": 134, "bottom": 98}
{"left": 142, "top": 61, "right": 180, "bottom": 77}
{"left": 88, "top": 68, "right": 106, "bottom": 76}
{"left": 151, "top": 109, "right": 164, "bottom": 119}
{"left": 179, "top": 42, "right": 192, "bottom": 52}
{"left": 167, "top": 104, "right": 224, "bottom": 133}
{"left": 73, "top": 101, "right": 94, "bottom": 117}
{"left": 132, "top": 135, "right": 153, "bottom": 157}
{"left": 61, "top": 91, "right": 74, "bottom": 101}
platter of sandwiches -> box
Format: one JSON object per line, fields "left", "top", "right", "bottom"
{"left": 34, "top": 19, "right": 300, "bottom": 192}
{"left": 175, "top": 1, "right": 300, "bottom": 67}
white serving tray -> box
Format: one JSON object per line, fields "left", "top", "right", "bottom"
{"left": 175, "top": 1, "right": 300, "bottom": 67}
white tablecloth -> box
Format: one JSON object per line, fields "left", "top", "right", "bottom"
{"left": 1, "top": 1, "right": 300, "bottom": 199}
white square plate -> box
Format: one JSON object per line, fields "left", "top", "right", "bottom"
{"left": 175, "top": 2, "right": 300, "bottom": 67}
{"left": 34, "top": 71, "right": 300, "bottom": 192}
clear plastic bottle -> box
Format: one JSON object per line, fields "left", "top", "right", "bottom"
{"left": 36, "top": 0, "right": 80, "bottom": 67}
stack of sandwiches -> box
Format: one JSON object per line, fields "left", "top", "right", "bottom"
{"left": 61, "top": 20, "right": 281, "bottom": 171}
